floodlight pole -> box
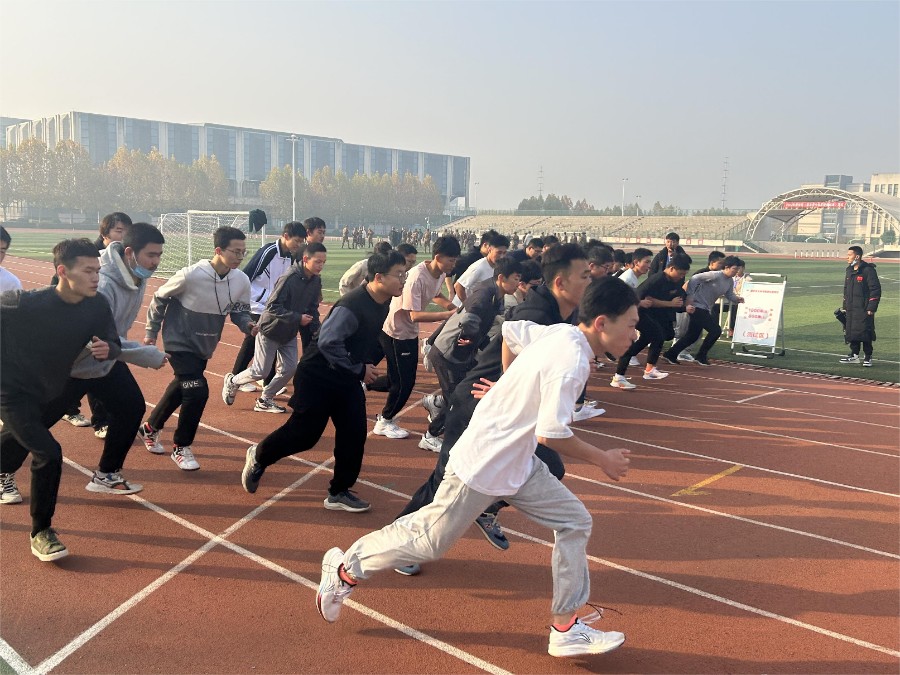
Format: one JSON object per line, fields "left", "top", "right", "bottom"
{"left": 290, "top": 134, "right": 298, "bottom": 222}
{"left": 621, "top": 177, "right": 628, "bottom": 217}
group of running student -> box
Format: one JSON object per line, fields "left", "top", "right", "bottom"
{"left": 1, "top": 218, "right": 745, "bottom": 659}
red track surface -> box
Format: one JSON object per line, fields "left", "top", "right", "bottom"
{"left": 2, "top": 254, "right": 898, "bottom": 674}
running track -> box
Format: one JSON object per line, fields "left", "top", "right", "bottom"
{"left": 2, "top": 254, "right": 898, "bottom": 674}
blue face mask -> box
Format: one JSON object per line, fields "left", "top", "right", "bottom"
{"left": 130, "top": 253, "right": 154, "bottom": 280}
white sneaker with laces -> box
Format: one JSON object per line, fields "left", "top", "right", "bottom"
{"left": 642, "top": 367, "right": 669, "bottom": 380}
{"left": 373, "top": 415, "right": 409, "bottom": 439}
{"left": 610, "top": 374, "right": 637, "bottom": 390}
{"left": 418, "top": 432, "right": 442, "bottom": 452}
{"left": 63, "top": 413, "right": 91, "bottom": 427}
{"left": 138, "top": 423, "right": 165, "bottom": 454}
{"left": 572, "top": 404, "right": 606, "bottom": 421}
{"left": 254, "top": 397, "right": 286, "bottom": 413}
{"left": 0, "top": 473, "right": 22, "bottom": 504}
{"left": 171, "top": 446, "right": 200, "bottom": 471}
{"left": 316, "top": 547, "right": 355, "bottom": 622}
{"left": 548, "top": 618, "right": 625, "bottom": 657}
{"left": 222, "top": 373, "right": 238, "bottom": 405}
{"left": 421, "top": 394, "right": 443, "bottom": 423}
{"left": 676, "top": 352, "right": 695, "bottom": 362}
{"left": 85, "top": 471, "right": 143, "bottom": 495}
{"left": 628, "top": 356, "right": 641, "bottom": 367}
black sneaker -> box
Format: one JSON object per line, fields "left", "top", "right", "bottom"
{"left": 839, "top": 354, "right": 859, "bottom": 363}
{"left": 323, "top": 490, "right": 371, "bottom": 513}
{"left": 694, "top": 357, "right": 711, "bottom": 367}
{"left": 475, "top": 513, "right": 510, "bottom": 550}
{"left": 661, "top": 353, "right": 680, "bottom": 366}
{"left": 241, "top": 445, "right": 265, "bottom": 494}
{"left": 31, "top": 527, "right": 69, "bottom": 562}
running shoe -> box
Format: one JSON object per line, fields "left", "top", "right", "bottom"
{"left": 316, "top": 547, "right": 355, "bottom": 622}
{"left": 30, "top": 528, "right": 69, "bottom": 562}
{"left": 239, "top": 383, "right": 258, "bottom": 393}
{"left": 254, "top": 397, "right": 286, "bottom": 413}
{"left": 222, "top": 373, "right": 238, "bottom": 405}
{"left": 241, "top": 445, "right": 265, "bottom": 493}
{"left": 676, "top": 352, "right": 695, "bottom": 363}
{"left": 373, "top": 415, "right": 409, "bottom": 439}
{"left": 548, "top": 618, "right": 625, "bottom": 658}
{"left": 610, "top": 374, "right": 637, "bottom": 390}
{"left": 642, "top": 367, "right": 669, "bottom": 380}
{"left": 62, "top": 413, "right": 91, "bottom": 427}
{"left": 839, "top": 354, "right": 860, "bottom": 363}
{"left": 418, "top": 432, "right": 442, "bottom": 453}
{"left": 171, "top": 446, "right": 200, "bottom": 471}
{"left": 573, "top": 404, "right": 606, "bottom": 421}
{"left": 94, "top": 425, "right": 108, "bottom": 439}
{"left": 324, "top": 490, "right": 371, "bottom": 512}
{"left": 475, "top": 513, "right": 509, "bottom": 550}
{"left": 421, "top": 394, "right": 443, "bottom": 423}
{"left": 0, "top": 473, "right": 22, "bottom": 504}
{"left": 85, "top": 471, "right": 143, "bottom": 495}
{"left": 394, "top": 563, "right": 421, "bottom": 576}
{"left": 863, "top": 359, "right": 873, "bottom": 367}
{"left": 628, "top": 356, "right": 641, "bottom": 367}
{"left": 138, "top": 423, "right": 165, "bottom": 454}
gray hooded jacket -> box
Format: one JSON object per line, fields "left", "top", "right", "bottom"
{"left": 71, "top": 241, "right": 167, "bottom": 379}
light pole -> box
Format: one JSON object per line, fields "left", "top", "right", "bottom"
{"left": 474, "top": 182, "right": 479, "bottom": 213}
{"left": 635, "top": 194, "right": 641, "bottom": 216}
{"left": 621, "top": 178, "right": 628, "bottom": 217}
{"left": 289, "top": 134, "right": 298, "bottom": 221}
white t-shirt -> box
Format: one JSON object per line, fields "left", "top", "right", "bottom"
{"left": 618, "top": 268, "right": 640, "bottom": 288}
{"left": 382, "top": 261, "right": 445, "bottom": 340}
{"left": 453, "top": 257, "right": 494, "bottom": 307}
{"left": 0, "top": 267, "right": 22, "bottom": 293}
{"left": 447, "top": 321, "right": 592, "bottom": 496}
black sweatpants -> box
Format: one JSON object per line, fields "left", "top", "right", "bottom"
{"left": 425, "top": 349, "right": 469, "bottom": 437}
{"left": 849, "top": 340, "right": 874, "bottom": 359}
{"left": 254, "top": 369, "right": 367, "bottom": 496}
{"left": 616, "top": 312, "right": 664, "bottom": 375}
{"left": 147, "top": 351, "right": 209, "bottom": 448}
{"left": 0, "top": 394, "right": 66, "bottom": 536}
{"left": 379, "top": 332, "right": 419, "bottom": 420}
{"left": 45, "top": 362, "right": 146, "bottom": 473}
{"left": 666, "top": 308, "right": 721, "bottom": 362}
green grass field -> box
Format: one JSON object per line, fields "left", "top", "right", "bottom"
{"left": 7, "top": 229, "right": 898, "bottom": 382}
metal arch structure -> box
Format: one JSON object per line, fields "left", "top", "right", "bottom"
{"left": 746, "top": 187, "right": 900, "bottom": 240}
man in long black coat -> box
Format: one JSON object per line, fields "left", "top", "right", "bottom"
{"left": 838, "top": 246, "right": 881, "bottom": 367}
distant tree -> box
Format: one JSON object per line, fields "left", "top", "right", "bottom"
{"left": 17, "top": 138, "right": 53, "bottom": 222}
{"left": 0, "top": 146, "right": 22, "bottom": 221}
{"left": 881, "top": 228, "right": 897, "bottom": 245}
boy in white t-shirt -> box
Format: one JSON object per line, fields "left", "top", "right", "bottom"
{"left": 0, "top": 227, "right": 23, "bottom": 293}
{"left": 317, "top": 277, "right": 638, "bottom": 658}
{"left": 373, "top": 236, "right": 460, "bottom": 439}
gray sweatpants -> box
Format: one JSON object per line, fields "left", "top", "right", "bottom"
{"left": 343, "top": 459, "right": 593, "bottom": 616}
{"left": 233, "top": 332, "right": 298, "bottom": 400}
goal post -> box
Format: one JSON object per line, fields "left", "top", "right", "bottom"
{"left": 156, "top": 210, "right": 267, "bottom": 277}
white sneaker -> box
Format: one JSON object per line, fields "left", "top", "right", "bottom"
{"left": 628, "top": 356, "right": 641, "bottom": 367}
{"left": 222, "top": 373, "right": 238, "bottom": 405}
{"left": 610, "top": 374, "right": 637, "bottom": 390}
{"left": 642, "top": 367, "right": 669, "bottom": 380}
{"left": 421, "top": 394, "right": 443, "bottom": 423}
{"left": 0, "top": 473, "right": 22, "bottom": 504}
{"left": 676, "top": 352, "right": 695, "bottom": 362}
{"left": 138, "top": 423, "right": 165, "bottom": 454}
{"left": 94, "top": 425, "right": 109, "bottom": 439}
{"left": 548, "top": 618, "right": 625, "bottom": 658}
{"left": 316, "top": 547, "right": 355, "bottom": 622}
{"left": 239, "top": 383, "right": 258, "bottom": 393}
{"left": 373, "top": 415, "right": 409, "bottom": 439}
{"left": 572, "top": 405, "right": 606, "bottom": 421}
{"left": 171, "top": 446, "right": 200, "bottom": 471}
{"left": 275, "top": 387, "right": 288, "bottom": 396}
{"left": 418, "top": 432, "right": 442, "bottom": 452}
{"left": 254, "top": 397, "right": 286, "bottom": 413}
{"left": 63, "top": 413, "right": 91, "bottom": 427}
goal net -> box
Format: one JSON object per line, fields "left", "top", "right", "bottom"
{"left": 155, "top": 210, "right": 266, "bottom": 277}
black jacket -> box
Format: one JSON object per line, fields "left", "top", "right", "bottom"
{"left": 257, "top": 262, "right": 321, "bottom": 344}
{"left": 842, "top": 261, "right": 880, "bottom": 342}
{"left": 649, "top": 245, "right": 687, "bottom": 275}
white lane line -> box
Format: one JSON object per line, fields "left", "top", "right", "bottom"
{"left": 567, "top": 472, "right": 899, "bottom": 559}
{"left": 587, "top": 398, "right": 898, "bottom": 460}
{"left": 575, "top": 427, "right": 899, "bottom": 498}
{"left": 0, "top": 637, "right": 37, "bottom": 675}
{"left": 735, "top": 388, "right": 784, "bottom": 404}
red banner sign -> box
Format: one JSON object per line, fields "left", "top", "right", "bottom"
{"left": 781, "top": 200, "right": 846, "bottom": 209}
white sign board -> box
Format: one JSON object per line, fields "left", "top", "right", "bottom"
{"left": 732, "top": 279, "right": 786, "bottom": 348}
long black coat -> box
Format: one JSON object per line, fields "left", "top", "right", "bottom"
{"left": 842, "top": 261, "right": 881, "bottom": 343}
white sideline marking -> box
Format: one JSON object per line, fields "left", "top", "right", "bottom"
{"left": 735, "top": 388, "right": 784, "bottom": 403}
{"left": 0, "top": 636, "right": 37, "bottom": 675}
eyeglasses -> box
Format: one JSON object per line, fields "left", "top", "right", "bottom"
{"left": 383, "top": 272, "right": 408, "bottom": 281}
{"left": 224, "top": 248, "right": 247, "bottom": 259}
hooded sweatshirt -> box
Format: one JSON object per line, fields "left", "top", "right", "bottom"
{"left": 685, "top": 270, "right": 740, "bottom": 312}
{"left": 145, "top": 260, "right": 253, "bottom": 359}
{"left": 71, "top": 241, "right": 167, "bottom": 378}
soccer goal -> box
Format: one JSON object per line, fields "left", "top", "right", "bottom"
{"left": 156, "top": 210, "right": 267, "bottom": 277}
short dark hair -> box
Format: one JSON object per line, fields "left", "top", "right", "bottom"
{"left": 722, "top": 255, "right": 744, "bottom": 268}
{"left": 588, "top": 245, "right": 614, "bottom": 267}
{"left": 368, "top": 250, "right": 407, "bottom": 279}
{"left": 613, "top": 249, "right": 626, "bottom": 264}
{"left": 99, "top": 212, "right": 132, "bottom": 238}
{"left": 622, "top": 252, "right": 633, "bottom": 267}
{"left": 665, "top": 232, "right": 680, "bottom": 242}
{"left": 373, "top": 241, "right": 393, "bottom": 256}
{"left": 53, "top": 238, "right": 99, "bottom": 269}
{"left": 491, "top": 234, "right": 511, "bottom": 249}
{"left": 518, "top": 259, "right": 542, "bottom": 285}
{"left": 433, "top": 235, "right": 462, "bottom": 258}
{"left": 707, "top": 250, "right": 726, "bottom": 264}
{"left": 303, "top": 216, "right": 326, "bottom": 233}
{"left": 543, "top": 235, "right": 560, "bottom": 247}
{"left": 848, "top": 245, "right": 863, "bottom": 257}
{"left": 479, "top": 230, "right": 500, "bottom": 246}
{"left": 493, "top": 257, "right": 523, "bottom": 279}
{"left": 300, "top": 242, "right": 327, "bottom": 258}
{"left": 214, "top": 226, "right": 245, "bottom": 250}
{"left": 0, "top": 226, "right": 10, "bottom": 246}
{"left": 579, "top": 277, "right": 639, "bottom": 325}
{"left": 527, "top": 237, "right": 544, "bottom": 249}
{"left": 123, "top": 222, "right": 165, "bottom": 254}
{"left": 396, "top": 243, "right": 417, "bottom": 257}
{"left": 283, "top": 221, "right": 307, "bottom": 239}
{"left": 633, "top": 247, "right": 653, "bottom": 261}
{"left": 668, "top": 253, "right": 693, "bottom": 271}
{"left": 541, "top": 242, "right": 587, "bottom": 285}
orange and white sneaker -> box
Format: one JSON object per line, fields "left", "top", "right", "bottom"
{"left": 548, "top": 618, "right": 625, "bottom": 657}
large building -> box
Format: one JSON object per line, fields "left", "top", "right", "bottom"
{"left": 4, "top": 111, "right": 470, "bottom": 209}
{"left": 795, "top": 173, "right": 900, "bottom": 241}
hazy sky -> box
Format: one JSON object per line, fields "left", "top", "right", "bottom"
{"left": 1, "top": 0, "right": 897, "bottom": 210}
